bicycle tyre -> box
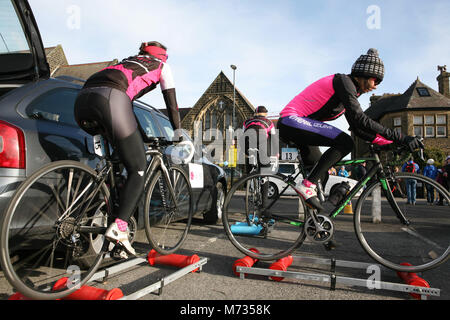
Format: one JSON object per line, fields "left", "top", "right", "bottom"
{"left": 0, "top": 160, "right": 109, "bottom": 300}
{"left": 223, "top": 173, "right": 307, "bottom": 261}
{"left": 144, "top": 166, "right": 193, "bottom": 255}
{"left": 354, "top": 172, "right": 450, "bottom": 272}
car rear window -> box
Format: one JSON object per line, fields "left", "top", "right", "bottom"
{"left": 0, "top": 1, "right": 30, "bottom": 54}
{"left": 25, "top": 88, "right": 79, "bottom": 126}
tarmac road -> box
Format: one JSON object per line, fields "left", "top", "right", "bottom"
{"left": 1, "top": 196, "right": 448, "bottom": 312}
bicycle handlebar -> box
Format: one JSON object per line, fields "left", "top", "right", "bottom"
{"left": 368, "top": 136, "right": 425, "bottom": 162}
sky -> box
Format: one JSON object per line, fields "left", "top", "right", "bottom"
{"left": 27, "top": 0, "right": 450, "bottom": 134}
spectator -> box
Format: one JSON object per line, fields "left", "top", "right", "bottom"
{"left": 353, "top": 161, "right": 367, "bottom": 180}
{"left": 443, "top": 156, "right": 450, "bottom": 187}
{"left": 401, "top": 159, "right": 420, "bottom": 205}
{"left": 338, "top": 166, "right": 349, "bottom": 178}
{"left": 423, "top": 159, "right": 437, "bottom": 205}
{"left": 436, "top": 169, "right": 445, "bottom": 205}
{"left": 328, "top": 167, "right": 337, "bottom": 175}
{"left": 442, "top": 155, "right": 450, "bottom": 195}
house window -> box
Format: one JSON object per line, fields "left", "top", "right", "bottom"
{"left": 436, "top": 114, "right": 446, "bottom": 125}
{"left": 416, "top": 87, "right": 431, "bottom": 97}
{"left": 413, "top": 116, "right": 423, "bottom": 125}
{"left": 425, "top": 126, "right": 435, "bottom": 138}
{"left": 393, "top": 117, "right": 401, "bottom": 127}
{"left": 413, "top": 126, "right": 423, "bottom": 137}
{"left": 394, "top": 127, "right": 402, "bottom": 135}
{"left": 424, "top": 115, "right": 435, "bottom": 125}
{"left": 436, "top": 126, "right": 447, "bottom": 137}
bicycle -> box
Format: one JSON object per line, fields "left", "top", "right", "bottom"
{"left": 0, "top": 126, "right": 195, "bottom": 300}
{"left": 222, "top": 142, "right": 450, "bottom": 273}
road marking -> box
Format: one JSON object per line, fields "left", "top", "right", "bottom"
{"left": 401, "top": 227, "right": 444, "bottom": 250}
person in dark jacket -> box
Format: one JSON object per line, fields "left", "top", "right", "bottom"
{"left": 243, "top": 106, "right": 276, "bottom": 213}
{"left": 402, "top": 160, "right": 420, "bottom": 205}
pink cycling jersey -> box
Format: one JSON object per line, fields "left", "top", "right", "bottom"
{"left": 279, "top": 73, "right": 403, "bottom": 143}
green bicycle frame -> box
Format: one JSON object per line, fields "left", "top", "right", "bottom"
{"left": 331, "top": 154, "right": 409, "bottom": 226}
{"left": 329, "top": 159, "right": 380, "bottom": 218}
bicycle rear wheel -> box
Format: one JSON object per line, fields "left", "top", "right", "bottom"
{"left": 144, "top": 166, "right": 193, "bottom": 255}
{"left": 223, "top": 173, "right": 307, "bottom": 261}
{"left": 354, "top": 172, "right": 450, "bottom": 272}
{"left": 0, "top": 161, "right": 109, "bottom": 300}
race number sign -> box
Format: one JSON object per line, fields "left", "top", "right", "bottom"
{"left": 281, "top": 148, "right": 298, "bottom": 161}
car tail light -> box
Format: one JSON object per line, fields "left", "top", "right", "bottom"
{"left": 0, "top": 120, "right": 26, "bottom": 169}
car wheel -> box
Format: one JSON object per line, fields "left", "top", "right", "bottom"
{"left": 268, "top": 182, "right": 278, "bottom": 199}
{"left": 203, "top": 181, "right": 226, "bottom": 224}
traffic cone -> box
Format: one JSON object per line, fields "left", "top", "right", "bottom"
{"left": 232, "top": 248, "right": 260, "bottom": 276}
{"left": 344, "top": 201, "right": 353, "bottom": 214}
{"left": 269, "top": 255, "right": 294, "bottom": 282}
{"left": 396, "top": 263, "right": 431, "bottom": 300}
{"left": 147, "top": 249, "right": 200, "bottom": 272}
{"left": 52, "top": 277, "right": 123, "bottom": 300}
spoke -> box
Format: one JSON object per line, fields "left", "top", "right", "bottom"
{"left": 11, "top": 240, "right": 56, "bottom": 273}
{"left": 58, "top": 180, "right": 94, "bottom": 222}
{"left": 51, "top": 184, "right": 66, "bottom": 218}
{"left": 67, "top": 168, "right": 74, "bottom": 212}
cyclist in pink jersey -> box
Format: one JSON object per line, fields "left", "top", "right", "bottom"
{"left": 278, "top": 48, "right": 423, "bottom": 210}
{"left": 74, "top": 41, "right": 181, "bottom": 256}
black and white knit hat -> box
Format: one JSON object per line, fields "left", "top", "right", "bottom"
{"left": 351, "top": 48, "right": 384, "bottom": 83}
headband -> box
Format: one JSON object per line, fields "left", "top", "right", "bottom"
{"left": 143, "top": 46, "right": 168, "bottom": 62}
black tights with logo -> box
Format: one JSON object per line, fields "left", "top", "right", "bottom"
{"left": 74, "top": 87, "right": 147, "bottom": 222}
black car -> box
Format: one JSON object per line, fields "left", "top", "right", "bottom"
{"left": 0, "top": 0, "right": 226, "bottom": 235}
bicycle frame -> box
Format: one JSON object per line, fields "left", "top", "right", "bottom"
{"left": 77, "top": 137, "right": 179, "bottom": 236}
{"left": 144, "top": 146, "right": 179, "bottom": 212}
{"left": 267, "top": 149, "right": 409, "bottom": 225}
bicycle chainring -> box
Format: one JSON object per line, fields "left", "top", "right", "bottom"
{"left": 305, "top": 214, "right": 334, "bottom": 243}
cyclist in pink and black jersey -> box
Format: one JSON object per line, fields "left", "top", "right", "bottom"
{"left": 74, "top": 41, "right": 181, "bottom": 256}
{"left": 278, "top": 48, "right": 423, "bottom": 210}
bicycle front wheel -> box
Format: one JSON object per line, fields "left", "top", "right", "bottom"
{"left": 354, "top": 172, "right": 450, "bottom": 272}
{"left": 144, "top": 166, "right": 193, "bottom": 255}
{"left": 223, "top": 173, "right": 307, "bottom": 261}
{"left": 0, "top": 161, "right": 109, "bottom": 300}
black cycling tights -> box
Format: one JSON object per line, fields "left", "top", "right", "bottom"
{"left": 278, "top": 116, "right": 354, "bottom": 188}
{"left": 74, "top": 87, "right": 147, "bottom": 222}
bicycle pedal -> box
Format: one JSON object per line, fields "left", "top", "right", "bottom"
{"left": 323, "top": 240, "right": 337, "bottom": 251}
{"left": 111, "top": 246, "right": 129, "bottom": 260}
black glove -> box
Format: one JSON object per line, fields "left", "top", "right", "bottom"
{"left": 403, "top": 136, "right": 424, "bottom": 152}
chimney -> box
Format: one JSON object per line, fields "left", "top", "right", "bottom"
{"left": 437, "top": 65, "right": 450, "bottom": 98}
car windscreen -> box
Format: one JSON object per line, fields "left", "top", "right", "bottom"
{"left": 153, "top": 113, "right": 175, "bottom": 141}
{"left": 134, "top": 106, "right": 162, "bottom": 138}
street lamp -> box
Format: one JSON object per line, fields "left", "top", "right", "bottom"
{"left": 230, "top": 65, "right": 237, "bottom": 130}
{"left": 230, "top": 65, "right": 237, "bottom": 186}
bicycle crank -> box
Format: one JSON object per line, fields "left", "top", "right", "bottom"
{"left": 305, "top": 215, "right": 334, "bottom": 243}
